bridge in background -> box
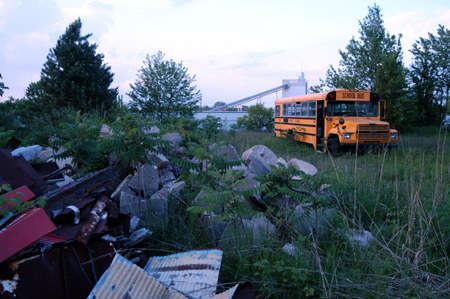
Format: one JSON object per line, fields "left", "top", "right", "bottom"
{"left": 207, "top": 84, "right": 288, "bottom": 112}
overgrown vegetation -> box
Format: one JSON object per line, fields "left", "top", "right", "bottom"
{"left": 1, "top": 5, "right": 449, "bottom": 298}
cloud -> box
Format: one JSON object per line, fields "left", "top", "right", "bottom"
{"left": 0, "top": 0, "right": 63, "bottom": 98}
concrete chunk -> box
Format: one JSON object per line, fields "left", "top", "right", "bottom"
{"left": 128, "top": 164, "right": 159, "bottom": 198}
{"left": 288, "top": 158, "right": 318, "bottom": 176}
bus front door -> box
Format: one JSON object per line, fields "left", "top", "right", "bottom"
{"left": 316, "top": 100, "right": 325, "bottom": 150}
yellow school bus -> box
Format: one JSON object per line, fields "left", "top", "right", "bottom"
{"left": 274, "top": 89, "right": 398, "bottom": 153}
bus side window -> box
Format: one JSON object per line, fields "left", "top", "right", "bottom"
{"left": 283, "top": 104, "right": 287, "bottom": 116}
{"left": 308, "top": 102, "right": 316, "bottom": 117}
{"left": 300, "top": 102, "right": 307, "bottom": 116}
{"left": 275, "top": 105, "right": 280, "bottom": 116}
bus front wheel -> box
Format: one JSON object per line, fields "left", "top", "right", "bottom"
{"left": 327, "top": 137, "right": 340, "bottom": 154}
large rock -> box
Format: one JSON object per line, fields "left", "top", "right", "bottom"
{"left": 128, "top": 164, "right": 160, "bottom": 197}
{"left": 143, "top": 126, "right": 160, "bottom": 135}
{"left": 215, "top": 144, "right": 240, "bottom": 161}
{"left": 230, "top": 164, "right": 250, "bottom": 178}
{"left": 120, "top": 188, "right": 150, "bottom": 224}
{"left": 147, "top": 152, "right": 169, "bottom": 168}
{"left": 149, "top": 181, "right": 186, "bottom": 229}
{"left": 242, "top": 145, "right": 277, "bottom": 166}
{"left": 162, "top": 132, "right": 183, "bottom": 147}
{"left": 11, "top": 145, "right": 42, "bottom": 161}
{"left": 219, "top": 216, "right": 276, "bottom": 248}
{"left": 159, "top": 166, "right": 176, "bottom": 184}
{"left": 232, "top": 173, "right": 260, "bottom": 192}
{"left": 38, "top": 147, "right": 55, "bottom": 161}
{"left": 293, "top": 204, "right": 332, "bottom": 238}
{"left": 288, "top": 158, "right": 318, "bottom": 176}
{"left": 201, "top": 213, "right": 228, "bottom": 244}
{"left": 192, "top": 190, "right": 223, "bottom": 214}
{"left": 248, "top": 155, "right": 271, "bottom": 176}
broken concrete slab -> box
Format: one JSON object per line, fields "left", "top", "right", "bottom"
{"left": 201, "top": 213, "right": 228, "bottom": 244}
{"left": 111, "top": 174, "right": 133, "bottom": 202}
{"left": 275, "top": 157, "right": 288, "bottom": 168}
{"left": 230, "top": 164, "right": 249, "bottom": 178}
{"left": 293, "top": 204, "right": 332, "bottom": 238}
{"left": 148, "top": 181, "right": 186, "bottom": 229}
{"left": 215, "top": 144, "right": 240, "bottom": 161}
{"left": 38, "top": 147, "right": 55, "bottom": 161}
{"left": 100, "top": 124, "right": 112, "bottom": 139}
{"left": 147, "top": 152, "right": 170, "bottom": 168}
{"left": 143, "top": 126, "right": 160, "bottom": 135}
{"left": 159, "top": 166, "right": 176, "bottom": 184}
{"left": 288, "top": 158, "right": 318, "bottom": 176}
{"left": 219, "top": 215, "right": 276, "bottom": 248}
{"left": 128, "top": 164, "right": 159, "bottom": 198}
{"left": 11, "top": 145, "right": 42, "bottom": 161}
{"left": 248, "top": 155, "right": 272, "bottom": 176}
{"left": 162, "top": 132, "right": 183, "bottom": 147}
{"left": 119, "top": 188, "right": 150, "bottom": 224}
{"left": 242, "top": 145, "right": 278, "bottom": 166}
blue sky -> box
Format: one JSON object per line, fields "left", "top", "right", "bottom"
{"left": 1, "top": 0, "right": 449, "bottom": 106}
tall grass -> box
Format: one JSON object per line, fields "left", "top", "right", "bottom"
{"left": 221, "top": 129, "right": 450, "bottom": 297}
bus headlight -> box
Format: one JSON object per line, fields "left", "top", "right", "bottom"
{"left": 390, "top": 132, "right": 397, "bottom": 139}
{"left": 343, "top": 133, "right": 350, "bottom": 139}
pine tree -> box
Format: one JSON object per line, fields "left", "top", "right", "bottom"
{"left": 0, "top": 73, "right": 8, "bottom": 97}
{"left": 318, "top": 4, "right": 408, "bottom": 127}
{"left": 128, "top": 51, "right": 201, "bottom": 122}
{"left": 40, "top": 18, "right": 118, "bottom": 113}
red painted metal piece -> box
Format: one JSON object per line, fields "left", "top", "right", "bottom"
{"left": 0, "top": 208, "right": 56, "bottom": 263}
{"left": 0, "top": 186, "right": 35, "bottom": 211}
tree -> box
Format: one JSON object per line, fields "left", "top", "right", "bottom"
{"left": 212, "top": 101, "right": 227, "bottom": 109}
{"left": 317, "top": 4, "right": 408, "bottom": 127}
{"left": 410, "top": 25, "right": 450, "bottom": 126}
{"left": 234, "top": 104, "right": 274, "bottom": 131}
{"left": 0, "top": 73, "right": 8, "bottom": 97}
{"left": 128, "top": 51, "right": 201, "bottom": 122}
{"left": 39, "top": 18, "right": 118, "bottom": 114}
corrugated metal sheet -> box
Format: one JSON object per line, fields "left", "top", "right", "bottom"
{"left": 87, "top": 254, "right": 187, "bottom": 299}
{"left": 144, "top": 249, "right": 223, "bottom": 299}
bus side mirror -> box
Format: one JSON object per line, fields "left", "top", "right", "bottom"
{"left": 380, "top": 101, "right": 386, "bottom": 120}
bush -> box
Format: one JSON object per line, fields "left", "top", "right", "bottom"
{"left": 233, "top": 104, "right": 273, "bottom": 131}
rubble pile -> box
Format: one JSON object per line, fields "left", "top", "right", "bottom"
{"left": 0, "top": 131, "right": 374, "bottom": 298}
{"left": 0, "top": 134, "right": 250, "bottom": 298}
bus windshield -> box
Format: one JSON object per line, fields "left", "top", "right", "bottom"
{"left": 326, "top": 101, "right": 378, "bottom": 117}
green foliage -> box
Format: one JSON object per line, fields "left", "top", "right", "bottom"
{"left": 233, "top": 104, "right": 274, "bottom": 131}
{"left": 0, "top": 184, "right": 46, "bottom": 217}
{"left": 410, "top": 25, "right": 450, "bottom": 126}
{"left": 318, "top": 4, "right": 408, "bottom": 128}
{"left": 52, "top": 112, "right": 106, "bottom": 173}
{"left": 103, "top": 113, "right": 169, "bottom": 175}
{"left": 0, "top": 73, "right": 9, "bottom": 97}
{"left": 199, "top": 115, "right": 222, "bottom": 139}
{"left": 39, "top": 18, "right": 118, "bottom": 114}
{"left": 128, "top": 51, "right": 201, "bottom": 122}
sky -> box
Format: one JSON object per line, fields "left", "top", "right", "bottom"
{"left": 1, "top": 0, "right": 449, "bottom": 107}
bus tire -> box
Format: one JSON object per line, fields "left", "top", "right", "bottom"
{"left": 327, "top": 137, "right": 340, "bottom": 155}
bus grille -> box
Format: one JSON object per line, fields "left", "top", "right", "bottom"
{"left": 357, "top": 124, "right": 389, "bottom": 141}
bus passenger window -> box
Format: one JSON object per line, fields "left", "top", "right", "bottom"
{"left": 275, "top": 105, "right": 280, "bottom": 116}
{"left": 283, "top": 104, "right": 287, "bottom": 116}
{"left": 308, "top": 102, "right": 316, "bottom": 117}
{"left": 300, "top": 102, "right": 307, "bottom": 116}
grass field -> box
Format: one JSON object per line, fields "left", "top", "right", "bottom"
{"left": 218, "top": 129, "right": 450, "bottom": 298}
